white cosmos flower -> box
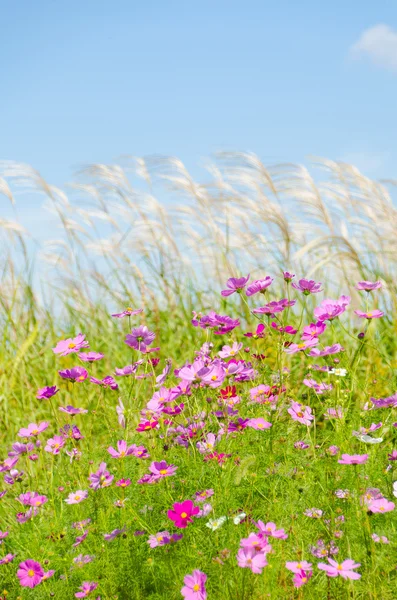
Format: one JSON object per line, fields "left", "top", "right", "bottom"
{"left": 393, "top": 482, "right": 397, "bottom": 498}
{"left": 330, "top": 368, "right": 347, "bottom": 377}
{"left": 233, "top": 512, "right": 246, "bottom": 524}
{"left": 206, "top": 516, "right": 227, "bottom": 531}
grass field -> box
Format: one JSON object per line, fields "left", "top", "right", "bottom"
{"left": 1, "top": 156, "right": 397, "bottom": 598}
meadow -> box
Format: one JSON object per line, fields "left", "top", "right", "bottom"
{"left": 1, "top": 154, "right": 397, "bottom": 599}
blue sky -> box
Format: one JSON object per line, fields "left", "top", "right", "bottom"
{"left": 1, "top": 0, "right": 397, "bottom": 190}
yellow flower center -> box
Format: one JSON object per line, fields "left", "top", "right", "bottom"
{"left": 193, "top": 584, "right": 200, "bottom": 591}
{"left": 297, "top": 412, "right": 304, "bottom": 418}
{"left": 68, "top": 342, "right": 76, "bottom": 349}
{"left": 160, "top": 469, "right": 168, "bottom": 475}
{"left": 120, "top": 451, "right": 126, "bottom": 457}
{"left": 211, "top": 375, "right": 217, "bottom": 381}
{"left": 78, "top": 376, "right": 85, "bottom": 381}
{"left": 75, "top": 495, "right": 81, "bottom": 500}
{"left": 127, "top": 307, "right": 133, "bottom": 311}
{"left": 28, "top": 569, "right": 34, "bottom": 576}
{"left": 181, "top": 512, "right": 187, "bottom": 518}
{"left": 32, "top": 429, "right": 38, "bottom": 435}
{"left": 35, "top": 500, "right": 42, "bottom": 506}
{"left": 298, "top": 343, "right": 306, "bottom": 349}
{"left": 257, "top": 423, "right": 264, "bottom": 428}
{"left": 157, "top": 536, "right": 163, "bottom": 541}
{"left": 337, "top": 565, "right": 343, "bottom": 571}
{"left": 144, "top": 425, "right": 151, "bottom": 430}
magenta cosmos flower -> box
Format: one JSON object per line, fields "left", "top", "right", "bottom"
{"left": 75, "top": 582, "right": 98, "bottom": 598}
{"left": 338, "top": 454, "right": 368, "bottom": 465}
{"left": 125, "top": 325, "right": 156, "bottom": 352}
{"left": 90, "top": 375, "right": 118, "bottom": 390}
{"left": 314, "top": 296, "right": 350, "bottom": 322}
{"left": 356, "top": 281, "right": 382, "bottom": 292}
{"left": 18, "top": 422, "right": 49, "bottom": 438}
{"left": 283, "top": 271, "right": 295, "bottom": 281}
{"left": 354, "top": 309, "right": 384, "bottom": 319}
{"left": 221, "top": 274, "right": 250, "bottom": 296}
{"left": 59, "top": 366, "right": 88, "bottom": 382}
{"left": 111, "top": 307, "right": 143, "bottom": 318}
{"left": 149, "top": 460, "right": 178, "bottom": 479}
{"left": 65, "top": 490, "right": 88, "bottom": 504}
{"left": 252, "top": 298, "right": 296, "bottom": 315}
{"left": 318, "top": 558, "right": 361, "bottom": 580}
{"left": 292, "top": 278, "right": 323, "bottom": 295}
{"left": 53, "top": 333, "right": 89, "bottom": 356}
{"left": 301, "top": 322, "right": 326, "bottom": 340}
{"left": 36, "top": 385, "right": 59, "bottom": 400}
{"left": 17, "top": 559, "right": 44, "bottom": 588}
{"left": 246, "top": 277, "right": 273, "bottom": 296}
{"left": 181, "top": 569, "right": 207, "bottom": 600}
{"left": 168, "top": 500, "right": 200, "bottom": 528}
{"left": 288, "top": 402, "right": 314, "bottom": 426}
{"left": 309, "top": 344, "right": 343, "bottom": 357}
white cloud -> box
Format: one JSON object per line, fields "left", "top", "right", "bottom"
{"left": 350, "top": 24, "right": 397, "bottom": 72}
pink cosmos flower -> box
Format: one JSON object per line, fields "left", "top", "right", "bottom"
{"left": 17, "top": 559, "right": 44, "bottom": 588}
{"left": 116, "top": 478, "right": 132, "bottom": 488}
{"left": 36, "top": 386, "right": 59, "bottom": 400}
{"left": 301, "top": 322, "right": 327, "bottom": 340}
{"left": 303, "top": 379, "right": 333, "bottom": 394}
{"left": 247, "top": 418, "right": 272, "bottom": 430}
{"left": 295, "top": 441, "right": 309, "bottom": 450}
{"left": 284, "top": 339, "right": 318, "bottom": 354}
{"left": 237, "top": 547, "right": 268, "bottom": 574}
{"left": 111, "top": 307, "right": 143, "bottom": 318}
{"left": 246, "top": 277, "right": 273, "bottom": 296}
{"left": 288, "top": 402, "right": 314, "bottom": 425}
{"left": 125, "top": 325, "right": 156, "bottom": 352}
{"left": 18, "top": 422, "right": 49, "bottom": 438}
{"left": 221, "top": 274, "right": 250, "bottom": 296}
{"left": 354, "top": 309, "right": 384, "bottom": 319}
{"left": 44, "top": 435, "right": 65, "bottom": 454}
{"left": 356, "top": 281, "right": 382, "bottom": 292}
{"left": 107, "top": 440, "right": 137, "bottom": 458}
{"left": 293, "top": 569, "right": 313, "bottom": 587}
{"left": 194, "top": 489, "right": 214, "bottom": 502}
{"left": 149, "top": 460, "right": 178, "bottom": 479}
{"left": 286, "top": 560, "right": 313, "bottom": 573}
{"left": 338, "top": 454, "right": 368, "bottom": 465}
{"left": 318, "top": 558, "right": 361, "bottom": 580}
{"left": 240, "top": 533, "right": 272, "bottom": 553}
{"left": 256, "top": 521, "right": 288, "bottom": 539}
{"left": 53, "top": 333, "right": 89, "bottom": 356}
{"left": 65, "top": 490, "right": 88, "bottom": 504}
{"left": 104, "top": 526, "right": 126, "bottom": 541}
{"left": 78, "top": 351, "right": 104, "bottom": 362}
{"left": 314, "top": 296, "right": 350, "bottom": 322}
{"left": 90, "top": 375, "right": 118, "bottom": 390}
{"left": 167, "top": 500, "right": 200, "bottom": 528}
{"left": 309, "top": 344, "right": 343, "bottom": 357}
{"left": 18, "top": 491, "right": 48, "bottom": 507}
{"left": 244, "top": 323, "right": 266, "bottom": 338}
{"left": 253, "top": 298, "right": 296, "bottom": 315}
{"left": 116, "top": 398, "right": 125, "bottom": 428}
{"left": 59, "top": 366, "right": 88, "bottom": 382}
{"left": 136, "top": 420, "right": 158, "bottom": 433}
{"left": 368, "top": 498, "right": 395, "bottom": 513}
{"left": 304, "top": 508, "right": 323, "bottom": 518}
{"left": 218, "top": 342, "right": 243, "bottom": 358}
{"left": 88, "top": 462, "right": 114, "bottom": 490}
{"left": 292, "top": 279, "right": 323, "bottom": 295}
{"left": 388, "top": 450, "right": 397, "bottom": 461}
{"left": 283, "top": 271, "right": 295, "bottom": 282}
{"left": 181, "top": 569, "right": 207, "bottom": 600}
{"left": 270, "top": 322, "right": 297, "bottom": 334}
{"left": 371, "top": 533, "right": 390, "bottom": 543}
{"left": 75, "top": 581, "right": 98, "bottom": 597}
{"left": 0, "top": 553, "right": 16, "bottom": 564}
{"left": 59, "top": 405, "right": 88, "bottom": 415}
